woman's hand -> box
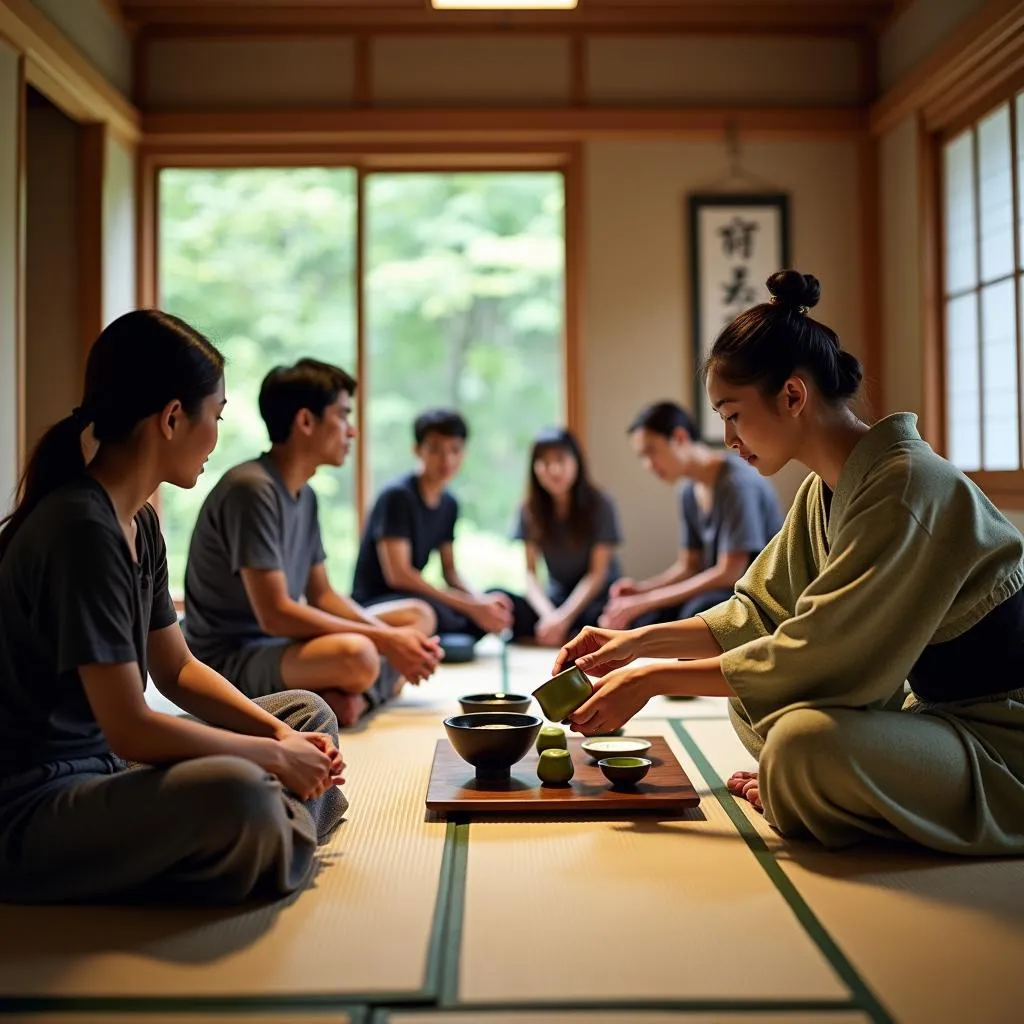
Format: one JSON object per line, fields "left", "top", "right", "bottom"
{"left": 262, "top": 732, "right": 337, "bottom": 800}
{"left": 552, "top": 625, "right": 645, "bottom": 677}
{"left": 567, "top": 665, "right": 655, "bottom": 736}
{"left": 299, "top": 731, "right": 346, "bottom": 786}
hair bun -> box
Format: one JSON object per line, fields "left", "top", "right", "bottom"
{"left": 767, "top": 270, "right": 820, "bottom": 311}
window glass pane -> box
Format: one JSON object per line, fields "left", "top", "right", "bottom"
{"left": 981, "top": 278, "right": 1019, "bottom": 469}
{"left": 365, "top": 172, "right": 565, "bottom": 592}
{"left": 159, "top": 168, "right": 358, "bottom": 596}
{"left": 943, "top": 131, "right": 976, "bottom": 294}
{"left": 978, "top": 104, "right": 1014, "bottom": 282}
{"left": 945, "top": 292, "right": 981, "bottom": 470}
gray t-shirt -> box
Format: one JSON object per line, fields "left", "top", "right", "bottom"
{"left": 513, "top": 490, "right": 622, "bottom": 599}
{"left": 183, "top": 455, "right": 326, "bottom": 666}
{"left": 0, "top": 476, "right": 178, "bottom": 773}
{"left": 679, "top": 454, "right": 783, "bottom": 570}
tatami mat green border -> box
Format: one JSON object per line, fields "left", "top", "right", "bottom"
{"left": 669, "top": 721, "right": 894, "bottom": 1024}
{"left": 0, "top": 820, "right": 464, "bottom": 1016}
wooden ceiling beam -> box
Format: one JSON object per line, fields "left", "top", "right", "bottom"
{"left": 120, "top": 2, "right": 896, "bottom": 35}
{"left": 141, "top": 105, "right": 868, "bottom": 149}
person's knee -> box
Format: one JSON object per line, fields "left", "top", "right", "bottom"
{"left": 175, "top": 757, "right": 283, "bottom": 836}
{"left": 762, "top": 709, "right": 842, "bottom": 773}
{"left": 337, "top": 635, "right": 380, "bottom": 692}
{"left": 283, "top": 690, "right": 339, "bottom": 740}
{"left": 408, "top": 599, "right": 437, "bottom": 636}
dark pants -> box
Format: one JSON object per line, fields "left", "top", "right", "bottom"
{"left": 361, "top": 591, "right": 487, "bottom": 640}
{"left": 490, "top": 588, "right": 610, "bottom": 643}
{"left": 632, "top": 587, "right": 736, "bottom": 628}
{"left": 0, "top": 691, "right": 347, "bottom": 905}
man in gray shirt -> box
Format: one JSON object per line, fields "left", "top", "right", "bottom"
{"left": 600, "top": 400, "right": 783, "bottom": 629}
{"left": 184, "top": 359, "right": 442, "bottom": 727}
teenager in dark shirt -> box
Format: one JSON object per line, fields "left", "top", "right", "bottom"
{"left": 498, "top": 427, "right": 623, "bottom": 647}
{"left": 0, "top": 311, "right": 345, "bottom": 905}
{"left": 352, "top": 409, "right": 513, "bottom": 640}
{"left": 184, "top": 360, "right": 441, "bottom": 728}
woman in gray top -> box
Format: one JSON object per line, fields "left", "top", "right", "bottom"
{"left": 0, "top": 311, "right": 345, "bottom": 904}
{"left": 499, "top": 427, "right": 622, "bottom": 648}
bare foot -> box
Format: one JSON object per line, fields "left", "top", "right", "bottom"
{"left": 727, "top": 770, "right": 763, "bottom": 812}
{"left": 324, "top": 691, "right": 369, "bottom": 729}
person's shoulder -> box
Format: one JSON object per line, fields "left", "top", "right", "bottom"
{"left": 373, "top": 473, "right": 418, "bottom": 506}
{"left": 594, "top": 488, "right": 619, "bottom": 513}
{"left": 215, "top": 458, "right": 279, "bottom": 503}
{"left": 25, "top": 479, "right": 124, "bottom": 561}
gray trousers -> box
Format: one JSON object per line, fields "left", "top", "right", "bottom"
{"left": 0, "top": 691, "right": 348, "bottom": 905}
{"left": 730, "top": 687, "right": 1024, "bottom": 855}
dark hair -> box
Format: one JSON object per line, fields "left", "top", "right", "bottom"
{"left": 414, "top": 408, "right": 468, "bottom": 446}
{"left": 524, "top": 426, "right": 599, "bottom": 548}
{"left": 627, "top": 401, "right": 699, "bottom": 441}
{"left": 258, "top": 358, "right": 357, "bottom": 444}
{"left": 0, "top": 309, "right": 224, "bottom": 563}
{"left": 703, "top": 270, "right": 863, "bottom": 402}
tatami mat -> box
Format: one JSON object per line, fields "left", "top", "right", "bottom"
{"left": 454, "top": 719, "right": 849, "bottom": 1007}
{"left": 6, "top": 1015, "right": 363, "bottom": 1023}
{"left": 684, "top": 717, "right": 1024, "bottom": 1024}
{"left": 381, "top": 1013, "right": 870, "bottom": 1023}
{"left": 389, "top": 643, "right": 730, "bottom": 722}
{"left": 0, "top": 719, "right": 448, "bottom": 1003}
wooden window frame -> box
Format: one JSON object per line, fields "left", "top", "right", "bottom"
{"left": 138, "top": 143, "right": 584, "bottom": 535}
{"left": 929, "top": 84, "right": 1024, "bottom": 507}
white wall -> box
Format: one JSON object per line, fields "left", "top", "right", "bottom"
{"left": 27, "top": 0, "right": 132, "bottom": 96}
{"left": 25, "top": 95, "right": 79, "bottom": 451}
{"left": 103, "top": 134, "right": 135, "bottom": 325}
{"left": 879, "top": 115, "right": 923, "bottom": 420}
{"left": 0, "top": 41, "right": 20, "bottom": 513}
{"left": 585, "top": 138, "right": 864, "bottom": 576}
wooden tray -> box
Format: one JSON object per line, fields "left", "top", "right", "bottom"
{"left": 425, "top": 735, "right": 700, "bottom": 815}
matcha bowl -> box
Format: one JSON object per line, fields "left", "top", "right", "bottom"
{"left": 443, "top": 712, "right": 542, "bottom": 782}
{"left": 458, "top": 692, "right": 532, "bottom": 715}
{"left": 531, "top": 664, "right": 594, "bottom": 722}
{"left": 598, "top": 756, "right": 653, "bottom": 788}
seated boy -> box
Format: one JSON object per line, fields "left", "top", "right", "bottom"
{"left": 601, "top": 400, "right": 784, "bottom": 629}
{"left": 351, "top": 409, "right": 513, "bottom": 643}
{"left": 183, "top": 359, "right": 441, "bottom": 727}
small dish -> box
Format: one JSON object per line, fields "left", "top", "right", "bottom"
{"left": 598, "top": 756, "right": 653, "bottom": 787}
{"left": 581, "top": 737, "right": 652, "bottom": 761}
{"left": 458, "top": 692, "right": 532, "bottom": 715}
{"left": 531, "top": 664, "right": 593, "bottom": 722}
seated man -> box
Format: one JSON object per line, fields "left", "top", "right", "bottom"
{"left": 600, "top": 400, "right": 783, "bottom": 629}
{"left": 183, "top": 359, "right": 441, "bottom": 728}
{"left": 351, "top": 409, "right": 513, "bottom": 644}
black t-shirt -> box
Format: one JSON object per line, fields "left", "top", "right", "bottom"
{"left": 352, "top": 473, "right": 458, "bottom": 603}
{"left": 0, "top": 475, "right": 178, "bottom": 773}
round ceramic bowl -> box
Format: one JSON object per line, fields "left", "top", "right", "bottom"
{"left": 598, "top": 756, "right": 653, "bottom": 787}
{"left": 458, "top": 692, "right": 532, "bottom": 715}
{"left": 443, "top": 712, "right": 542, "bottom": 782}
{"left": 581, "top": 736, "right": 652, "bottom": 762}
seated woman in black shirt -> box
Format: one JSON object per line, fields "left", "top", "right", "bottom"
{"left": 0, "top": 310, "right": 346, "bottom": 905}
{"left": 500, "top": 427, "right": 623, "bottom": 648}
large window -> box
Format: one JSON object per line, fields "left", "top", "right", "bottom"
{"left": 942, "top": 97, "right": 1024, "bottom": 473}
{"left": 158, "top": 166, "right": 565, "bottom": 598}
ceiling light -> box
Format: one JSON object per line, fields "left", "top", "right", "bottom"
{"left": 431, "top": 1, "right": 578, "bottom": 9}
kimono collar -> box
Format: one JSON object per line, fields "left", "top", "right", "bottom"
{"left": 828, "top": 413, "right": 923, "bottom": 538}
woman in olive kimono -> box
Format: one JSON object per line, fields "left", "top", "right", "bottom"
{"left": 554, "top": 270, "right": 1024, "bottom": 855}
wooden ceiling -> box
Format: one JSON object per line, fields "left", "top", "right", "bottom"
{"left": 117, "top": 0, "right": 901, "bottom": 35}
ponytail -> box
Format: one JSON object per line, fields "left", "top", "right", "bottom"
{"left": 0, "top": 309, "right": 223, "bottom": 564}
{"left": 0, "top": 410, "right": 89, "bottom": 562}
